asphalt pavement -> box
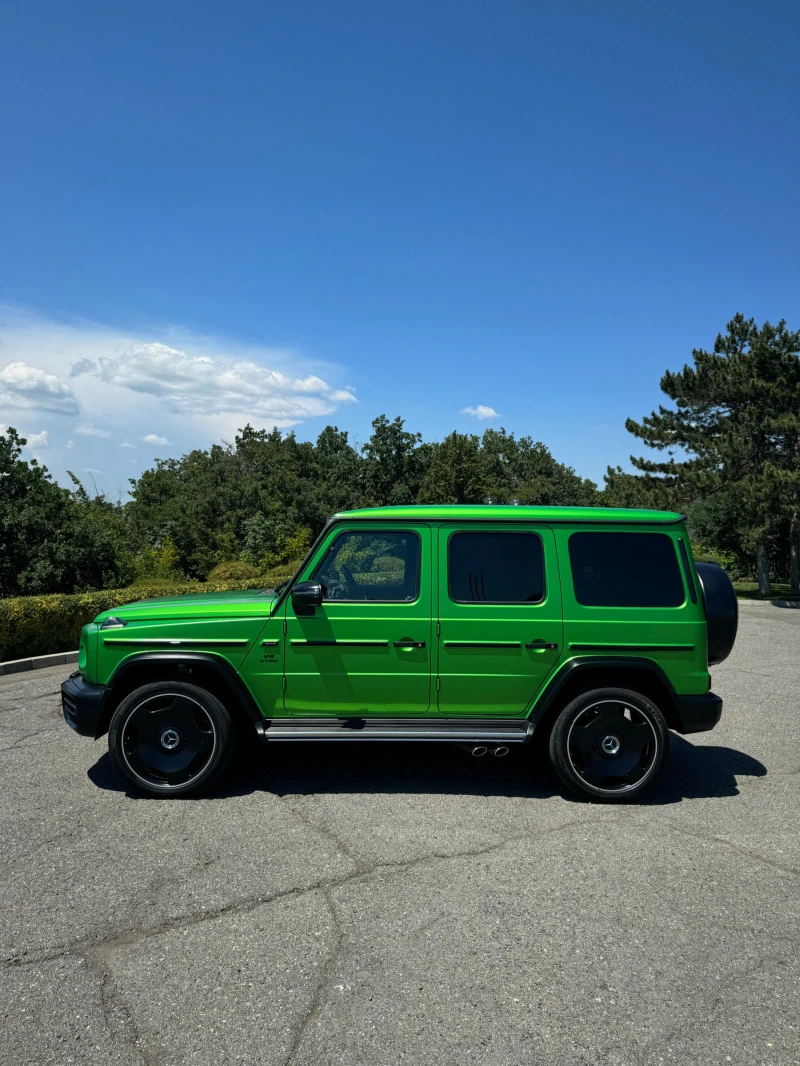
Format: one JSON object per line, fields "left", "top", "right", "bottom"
{"left": 1, "top": 605, "right": 798, "bottom": 1066}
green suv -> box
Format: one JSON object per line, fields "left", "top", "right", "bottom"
{"left": 61, "top": 505, "right": 737, "bottom": 802}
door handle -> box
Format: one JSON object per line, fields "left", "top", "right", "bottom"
{"left": 393, "top": 640, "right": 426, "bottom": 649}
{"left": 525, "top": 641, "right": 558, "bottom": 650}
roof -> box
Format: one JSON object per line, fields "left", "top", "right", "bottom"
{"left": 333, "top": 505, "right": 684, "bottom": 525}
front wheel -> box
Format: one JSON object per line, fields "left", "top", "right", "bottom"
{"left": 548, "top": 687, "right": 669, "bottom": 802}
{"left": 108, "top": 681, "right": 236, "bottom": 798}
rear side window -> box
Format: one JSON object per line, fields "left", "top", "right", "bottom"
{"left": 449, "top": 531, "right": 545, "bottom": 604}
{"left": 568, "top": 532, "right": 684, "bottom": 608}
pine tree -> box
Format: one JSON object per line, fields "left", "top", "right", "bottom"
{"left": 625, "top": 314, "right": 800, "bottom": 595}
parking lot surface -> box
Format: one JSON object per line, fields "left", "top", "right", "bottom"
{"left": 1, "top": 605, "right": 798, "bottom": 1066}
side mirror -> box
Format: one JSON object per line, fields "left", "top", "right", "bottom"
{"left": 291, "top": 581, "right": 323, "bottom": 609}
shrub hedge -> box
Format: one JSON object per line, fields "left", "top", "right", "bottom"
{"left": 205, "top": 560, "right": 262, "bottom": 582}
{"left": 0, "top": 562, "right": 298, "bottom": 663}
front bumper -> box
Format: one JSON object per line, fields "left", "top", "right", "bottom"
{"left": 673, "top": 692, "right": 723, "bottom": 734}
{"left": 61, "top": 672, "right": 108, "bottom": 738}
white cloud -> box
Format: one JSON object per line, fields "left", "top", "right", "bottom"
{"left": 26, "top": 430, "right": 49, "bottom": 448}
{"left": 66, "top": 439, "right": 75, "bottom": 449}
{"left": 461, "top": 405, "right": 499, "bottom": 421}
{"left": 76, "top": 423, "right": 111, "bottom": 437}
{"left": 0, "top": 305, "right": 358, "bottom": 494}
{"left": 120, "top": 440, "right": 135, "bottom": 448}
{"left": 142, "top": 433, "right": 170, "bottom": 445}
{"left": 92, "top": 342, "right": 356, "bottom": 424}
{"left": 0, "top": 361, "right": 81, "bottom": 415}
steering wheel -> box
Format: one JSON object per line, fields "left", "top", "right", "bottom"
{"left": 318, "top": 570, "right": 350, "bottom": 600}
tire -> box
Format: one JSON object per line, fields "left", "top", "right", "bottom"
{"left": 548, "top": 687, "right": 669, "bottom": 802}
{"left": 108, "top": 681, "right": 236, "bottom": 798}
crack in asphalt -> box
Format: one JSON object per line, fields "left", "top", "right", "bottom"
{"left": 662, "top": 821, "right": 800, "bottom": 880}
{"left": 280, "top": 794, "right": 362, "bottom": 867}
{"left": 282, "top": 888, "right": 345, "bottom": 1066}
{"left": 0, "top": 689, "right": 63, "bottom": 712}
{"left": 1, "top": 811, "right": 625, "bottom": 973}
{"left": 0, "top": 725, "right": 61, "bottom": 753}
{"left": 1, "top": 827, "right": 85, "bottom": 870}
{"left": 83, "top": 946, "right": 159, "bottom": 1066}
{"left": 634, "top": 951, "right": 798, "bottom": 1066}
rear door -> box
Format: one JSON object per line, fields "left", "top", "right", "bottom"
{"left": 436, "top": 524, "right": 563, "bottom": 717}
{"left": 557, "top": 525, "right": 708, "bottom": 693}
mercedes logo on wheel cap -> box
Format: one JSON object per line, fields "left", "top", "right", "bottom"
{"left": 601, "top": 734, "right": 621, "bottom": 756}
{"left": 160, "top": 728, "right": 181, "bottom": 751}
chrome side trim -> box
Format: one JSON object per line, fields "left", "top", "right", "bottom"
{"left": 261, "top": 728, "right": 530, "bottom": 742}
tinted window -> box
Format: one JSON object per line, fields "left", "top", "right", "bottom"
{"left": 449, "top": 532, "right": 544, "bottom": 604}
{"left": 569, "top": 532, "right": 684, "bottom": 607}
{"left": 312, "top": 531, "right": 420, "bottom": 602}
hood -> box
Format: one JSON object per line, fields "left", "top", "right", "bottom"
{"left": 95, "top": 588, "right": 279, "bottom": 624}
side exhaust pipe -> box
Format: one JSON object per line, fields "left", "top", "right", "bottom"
{"left": 470, "top": 745, "right": 488, "bottom": 757}
{"left": 491, "top": 745, "right": 510, "bottom": 758}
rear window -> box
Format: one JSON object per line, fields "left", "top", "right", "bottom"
{"left": 449, "top": 531, "right": 545, "bottom": 604}
{"left": 568, "top": 532, "right": 684, "bottom": 608}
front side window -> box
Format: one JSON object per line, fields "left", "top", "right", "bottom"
{"left": 568, "top": 531, "right": 684, "bottom": 607}
{"left": 448, "top": 531, "right": 545, "bottom": 604}
{"left": 312, "top": 531, "right": 420, "bottom": 602}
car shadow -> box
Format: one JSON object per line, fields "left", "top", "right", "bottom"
{"left": 87, "top": 733, "right": 766, "bottom": 805}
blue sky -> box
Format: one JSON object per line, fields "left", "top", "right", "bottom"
{"left": 1, "top": 0, "right": 798, "bottom": 498}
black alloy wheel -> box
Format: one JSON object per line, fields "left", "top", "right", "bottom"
{"left": 108, "top": 681, "right": 235, "bottom": 797}
{"left": 548, "top": 687, "right": 669, "bottom": 802}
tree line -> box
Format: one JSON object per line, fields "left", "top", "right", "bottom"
{"left": 2, "top": 314, "right": 798, "bottom": 599}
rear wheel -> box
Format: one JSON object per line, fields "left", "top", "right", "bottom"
{"left": 108, "top": 681, "right": 236, "bottom": 797}
{"left": 548, "top": 687, "right": 668, "bottom": 802}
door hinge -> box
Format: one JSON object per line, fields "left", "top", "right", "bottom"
{"left": 283, "top": 619, "right": 288, "bottom": 636}
{"left": 436, "top": 620, "right": 441, "bottom": 637}
{"left": 282, "top": 675, "right": 287, "bottom": 691}
{"left": 436, "top": 676, "right": 440, "bottom": 691}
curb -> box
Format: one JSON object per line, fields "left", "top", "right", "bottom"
{"left": 0, "top": 651, "right": 79, "bottom": 677}
{"left": 737, "top": 598, "right": 800, "bottom": 609}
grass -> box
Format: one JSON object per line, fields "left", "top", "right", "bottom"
{"left": 732, "top": 581, "right": 798, "bottom": 601}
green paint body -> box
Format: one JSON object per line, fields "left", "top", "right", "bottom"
{"left": 80, "top": 506, "right": 710, "bottom": 719}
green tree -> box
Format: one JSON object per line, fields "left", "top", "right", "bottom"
{"left": 480, "top": 428, "right": 598, "bottom": 505}
{"left": 0, "top": 429, "right": 133, "bottom": 596}
{"left": 602, "top": 467, "right": 682, "bottom": 511}
{"left": 418, "top": 432, "right": 486, "bottom": 503}
{"left": 625, "top": 314, "right": 800, "bottom": 595}
{"left": 362, "top": 415, "right": 425, "bottom": 505}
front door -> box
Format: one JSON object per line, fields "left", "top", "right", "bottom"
{"left": 436, "top": 524, "right": 563, "bottom": 717}
{"left": 284, "top": 524, "right": 433, "bottom": 716}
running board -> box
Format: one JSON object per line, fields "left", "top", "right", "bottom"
{"left": 254, "top": 718, "right": 533, "bottom": 743}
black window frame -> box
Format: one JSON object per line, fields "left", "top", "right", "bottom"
{"left": 567, "top": 530, "right": 686, "bottom": 609}
{"left": 310, "top": 528, "right": 422, "bottom": 605}
{"left": 447, "top": 529, "right": 546, "bottom": 606}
